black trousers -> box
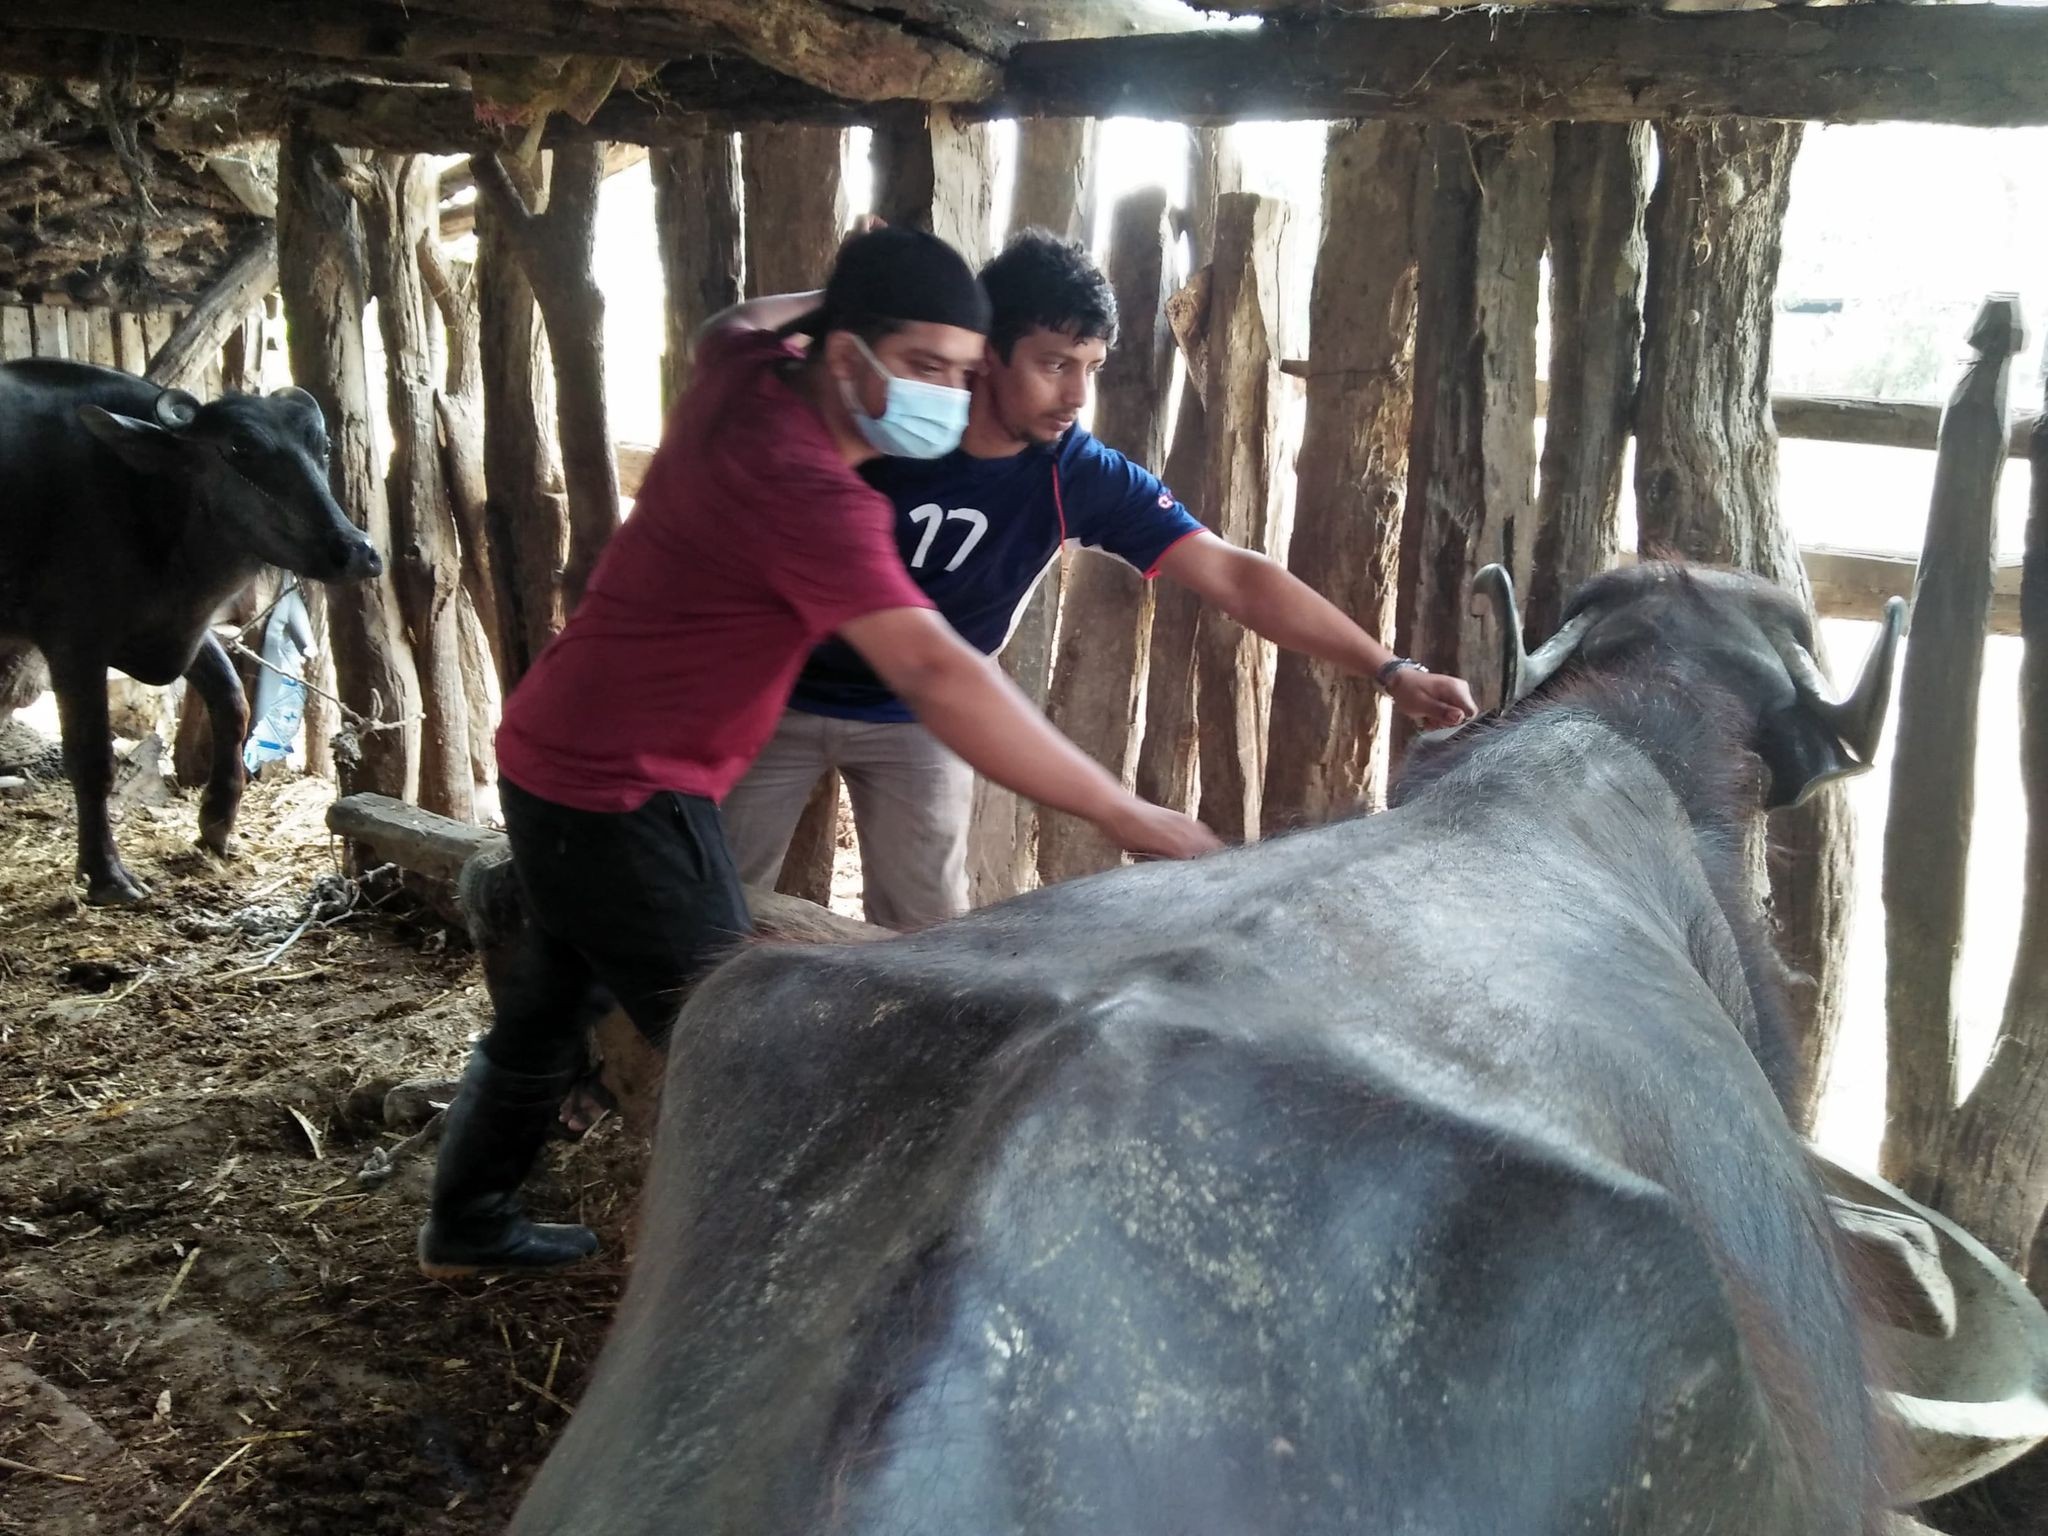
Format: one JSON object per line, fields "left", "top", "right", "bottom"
{"left": 481, "top": 778, "right": 753, "bottom": 1078}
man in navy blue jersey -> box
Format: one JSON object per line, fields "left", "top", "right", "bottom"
{"left": 722, "top": 230, "right": 1477, "bottom": 931}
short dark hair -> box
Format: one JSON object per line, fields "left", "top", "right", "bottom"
{"left": 979, "top": 230, "right": 1119, "bottom": 362}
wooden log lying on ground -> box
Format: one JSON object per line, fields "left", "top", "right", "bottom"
{"left": 327, "top": 792, "right": 890, "bottom": 1134}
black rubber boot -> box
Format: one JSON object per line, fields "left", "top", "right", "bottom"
{"left": 417, "top": 1050, "right": 600, "bottom": 1279}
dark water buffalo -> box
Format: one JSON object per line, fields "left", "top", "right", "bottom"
{"left": 514, "top": 561, "right": 1908, "bottom": 1536}
{"left": 0, "top": 360, "right": 379, "bottom": 903}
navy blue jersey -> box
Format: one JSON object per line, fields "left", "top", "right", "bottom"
{"left": 790, "top": 428, "right": 1204, "bottom": 723}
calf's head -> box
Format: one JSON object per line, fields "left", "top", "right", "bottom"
{"left": 78, "top": 386, "right": 383, "bottom": 583}
{"left": 1476, "top": 561, "right": 1906, "bottom": 810}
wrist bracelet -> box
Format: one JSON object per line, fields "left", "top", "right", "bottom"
{"left": 1374, "top": 656, "right": 1425, "bottom": 693}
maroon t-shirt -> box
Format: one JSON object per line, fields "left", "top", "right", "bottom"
{"left": 496, "top": 326, "right": 934, "bottom": 813}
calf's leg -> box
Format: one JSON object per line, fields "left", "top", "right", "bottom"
{"left": 184, "top": 632, "right": 248, "bottom": 855}
{"left": 51, "top": 656, "right": 146, "bottom": 904}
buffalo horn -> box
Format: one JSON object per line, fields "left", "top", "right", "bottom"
{"left": 1471, "top": 563, "right": 1599, "bottom": 715}
{"left": 153, "top": 388, "right": 201, "bottom": 430}
{"left": 1772, "top": 595, "right": 1907, "bottom": 767}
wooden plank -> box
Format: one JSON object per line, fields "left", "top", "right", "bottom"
{"left": 1883, "top": 296, "right": 2024, "bottom": 1198}
{"left": 1038, "top": 188, "right": 1173, "bottom": 886}
{"left": 114, "top": 312, "right": 148, "bottom": 374}
{"left": 1, "top": 306, "right": 30, "bottom": 360}
{"left": 1806, "top": 548, "right": 2019, "bottom": 635}
{"left": 1537, "top": 383, "right": 2041, "bottom": 459}
{"left": 29, "top": 305, "right": 70, "bottom": 359}
{"left": 87, "top": 307, "right": 116, "bottom": 368}
{"left": 1264, "top": 120, "right": 1424, "bottom": 831}
{"left": 64, "top": 307, "right": 92, "bottom": 365}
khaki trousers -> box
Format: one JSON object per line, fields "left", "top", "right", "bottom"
{"left": 720, "top": 709, "right": 975, "bottom": 931}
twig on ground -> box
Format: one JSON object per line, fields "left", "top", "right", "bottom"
{"left": 163, "top": 1441, "right": 252, "bottom": 1526}
{"left": 0, "top": 1453, "right": 89, "bottom": 1483}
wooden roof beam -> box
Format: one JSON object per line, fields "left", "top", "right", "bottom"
{"left": 6, "top": 0, "right": 995, "bottom": 103}
{"left": 2, "top": 1, "right": 725, "bottom": 67}
{"left": 997, "top": 5, "right": 2048, "bottom": 127}
{"left": 282, "top": 4, "right": 2048, "bottom": 145}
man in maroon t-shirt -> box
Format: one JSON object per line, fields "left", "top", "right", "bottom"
{"left": 418, "top": 228, "right": 1218, "bottom": 1277}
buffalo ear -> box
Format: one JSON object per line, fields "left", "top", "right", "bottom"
{"left": 1759, "top": 596, "right": 1907, "bottom": 810}
{"left": 77, "top": 405, "right": 192, "bottom": 474}
{"left": 1756, "top": 706, "right": 1861, "bottom": 810}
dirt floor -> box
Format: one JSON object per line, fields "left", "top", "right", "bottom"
{"left": 0, "top": 750, "right": 649, "bottom": 1534}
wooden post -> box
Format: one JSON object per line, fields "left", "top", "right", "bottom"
{"left": 145, "top": 229, "right": 279, "bottom": 393}
{"left": 30, "top": 304, "right": 70, "bottom": 359}
{"left": 418, "top": 247, "right": 494, "bottom": 792}
{"left": 1634, "top": 119, "right": 1850, "bottom": 1130}
{"left": 1264, "top": 121, "right": 1426, "bottom": 831}
{"left": 477, "top": 164, "right": 568, "bottom": 682}
{"left": 276, "top": 123, "right": 422, "bottom": 802}
{"left": 778, "top": 776, "right": 842, "bottom": 909}
{"left": 1193, "top": 191, "right": 1296, "bottom": 842}
{"left": 869, "top": 106, "right": 994, "bottom": 267}
{"left": 473, "top": 142, "right": 620, "bottom": 616}
{"left": 1396, "top": 126, "right": 1551, "bottom": 738}
{"left": 1526, "top": 122, "right": 1648, "bottom": 644}
{"left": 1137, "top": 127, "right": 1239, "bottom": 818}
{"left": 1922, "top": 364, "right": 2048, "bottom": 1267}
{"left": 651, "top": 132, "right": 743, "bottom": 412}
{"left": 1, "top": 306, "right": 30, "bottom": 360}
{"left": 739, "top": 124, "right": 849, "bottom": 902}
{"left": 981, "top": 117, "right": 1100, "bottom": 894}
{"left": 870, "top": 105, "right": 937, "bottom": 231}
{"left": 362, "top": 152, "right": 474, "bottom": 821}
{"left": 740, "top": 126, "right": 847, "bottom": 295}
{"left": 1038, "top": 188, "right": 1174, "bottom": 886}
{"left": 1008, "top": 118, "right": 1097, "bottom": 242}
{"left": 1881, "top": 296, "right": 2023, "bottom": 1195}
{"left": 929, "top": 107, "right": 996, "bottom": 270}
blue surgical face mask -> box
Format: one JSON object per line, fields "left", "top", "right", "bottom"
{"left": 839, "top": 335, "right": 971, "bottom": 459}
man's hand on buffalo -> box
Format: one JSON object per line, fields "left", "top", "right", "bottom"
{"left": 1387, "top": 667, "right": 1478, "bottom": 731}
{"left": 1095, "top": 800, "right": 1222, "bottom": 861}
